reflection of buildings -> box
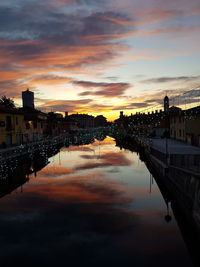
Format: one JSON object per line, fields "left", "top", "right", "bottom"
{"left": 0, "top": 131, "right": 106, "bottom": 198}
{"left": 0, "top": 143, "right": 61, "bottom": 198}
{"left": 115, "top": 137, "right": 200, "bottom": 267}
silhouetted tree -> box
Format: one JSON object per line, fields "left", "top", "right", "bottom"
{"left": 0, "top": 96, "right": 16, "bottom": 109}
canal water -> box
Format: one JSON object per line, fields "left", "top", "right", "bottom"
{"left": 0, "top": 136, "right": 195, "bottom": 266}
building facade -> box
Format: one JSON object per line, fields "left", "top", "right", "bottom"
{"left": 169, "top": 106, "right": 200, "bottom": 146}
{"left": 0, "top": 107, "right": 24, "bottom": 147}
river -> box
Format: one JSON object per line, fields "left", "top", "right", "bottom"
{"left": 0, "top": 136, "right": 197, "bottom": 266}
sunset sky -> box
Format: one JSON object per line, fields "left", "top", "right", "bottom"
{"left": 0, "top": 0, "right": 200, "bottom": 120}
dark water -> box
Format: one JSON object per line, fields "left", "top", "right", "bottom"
{"left": 0, "top": 137, "right": 196, "bottom": 266}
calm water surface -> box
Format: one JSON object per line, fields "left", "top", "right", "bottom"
{"left": 0, "top": 137, "right": 193, "bottom": 266}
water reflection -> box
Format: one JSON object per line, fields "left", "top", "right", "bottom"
{"left": 0, "top": 135, "right": 198, "bottom": 266}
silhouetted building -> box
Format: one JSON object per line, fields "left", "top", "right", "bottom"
{"left": 22, "top": 89, "right": 34, "bottom": 109}
{"left": 68, "top": 114, "right": 95, "bottom": 128}
{"left": 164, "top": 95, "right": 169, "bottom": 113}
{"left": 94, "top": 115, "right": 107, "bottom": 127}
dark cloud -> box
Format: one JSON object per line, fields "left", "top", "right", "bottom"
{"left": 75, "top": 81, "right": 130, "bottom": 97}
{"left": 39, "top": 99, "right": 92, "bottom": 112}
{"left": 183, "top": 88, "right": 200, "bottom": 97}
{"left": 0, "top": 4, "right": 132, "bottom": 45}
{"left": 112, "top": 102, "right": 149, "bottom": 111}
{"left": 0, "top": 1, "right": 133, "bottom": 96}
{"left": 141, "top": 75, "right": 200, "bottom": 83}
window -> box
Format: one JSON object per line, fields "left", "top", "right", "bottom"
{"left": 6, "top": 116, "right": 12, "bottom": 131}
{"left": 33, "top": 122, "right": 37, "bottom": 129}
{"left": 181, "top": 155, "right": 185, "bottom": 165}
{"left": 179, "top": 129, "right": 181, "bottom": 137}
{"left": 26, "top": 122, "right": 30, "bottom": 129}
{"left": 16, "top": 117, "right": 18, "bottom": 125}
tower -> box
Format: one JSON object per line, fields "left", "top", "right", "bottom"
{"left": 22, "top": 89, "right": 34, "bottom": 108}
{"left": 164, "top": 96, "right": 169, "bottom": 113}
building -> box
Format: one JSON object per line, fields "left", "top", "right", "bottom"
{"left": 68, "top": 114, "right": 95, "bottom": 128}
{"left": 19, "top": 107, "right": 47, "bottom": 143}
{"left": 169, "top": 106, "right": 200, "bottom": 146}
{"left": 185, "top": 106, "right": 200, "bottom": 146}
{"left": 169, "top": 106, "right": 185, "bottom": 141}
{"left": 45, "top": 112, "right": 78, "bottom": 136}
{"left": 22, "top": 89, "right": 34, "bottom": 109}
{"left": 0, "top": 106, "right": 24, "bottom": 147}
{"left": 115, "top": 97, "right": 169, "bottom": 137}
{"left": 164, "top": 95, "right": 169, "bottom": 113}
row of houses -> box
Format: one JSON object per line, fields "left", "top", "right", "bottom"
{"left": 0, "top": 105, "right": 49, "bottom": 147}
{"left": 0, "top": 89, "right": 108, "bottom": 148}
{"left": 115, "top": 96, "right": 200, "bottom": 147}
{"left": 0, "top": 106, "right": 108, "bottom": 148}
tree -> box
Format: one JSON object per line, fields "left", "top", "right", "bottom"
{"left": 0, "top": 96, "right": 16, "bottom": 109}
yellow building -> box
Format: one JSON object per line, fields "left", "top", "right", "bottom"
{"left": 0, "top": 107, "right": 24, "bottom": 147}
{"left": 170, "top": 106, "right": 200, "bottom": 146}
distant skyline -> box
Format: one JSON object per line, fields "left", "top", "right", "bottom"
{"left": 0, "top": 0, "right": 200, "bottom": 120}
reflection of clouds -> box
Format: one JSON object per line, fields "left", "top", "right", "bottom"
{"left": 38, "top": 166, "right": 74, "bottom": 178}
{"left": 0, "top": 172, "right": 139, "bottom": 266}
{"left": 91, "top": 138, "right": 115, "bottom": 147}
{"left": 76, "top": 151, "right": 132, "bottom": 170}
{"left": 28, "top": 172, "right": 129, "bottom": 204}
{"left": 0, "top": 135, "right": 192, "bottom": 266}
{"left": 0, "top": 171, "right": 190, "bottom": 266}
{"left": 62, "top": 146, "right": 94, "bottom": 152}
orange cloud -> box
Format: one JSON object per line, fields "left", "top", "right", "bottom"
{"left": 29, "top": 75, "right": 72, "bottom": 86}
{"left": 134, "top": 7, "right": 182, "bottom": 25}
{"left": 98, "top": 15, "right": 134, "bottom": 25}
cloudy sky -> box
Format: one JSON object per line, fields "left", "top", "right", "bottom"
{"left": 0, "top": 0, "right": 200, "bottom": 120}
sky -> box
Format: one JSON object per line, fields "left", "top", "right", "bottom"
{"left": 0, "top": 0, "right": 200, "bottom": 120}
